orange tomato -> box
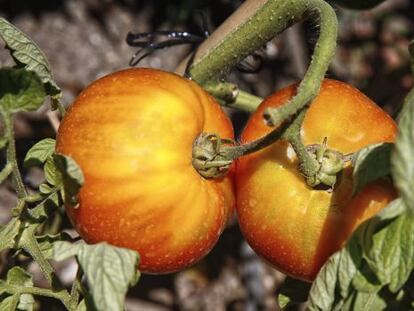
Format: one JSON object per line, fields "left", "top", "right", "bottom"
{"left": 236, "top": 79, "right": 397, "bottom": 281}
{"left": 56, "top": 68, "right": 235, "bottom": 274}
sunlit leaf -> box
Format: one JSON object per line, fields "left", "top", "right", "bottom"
{"left": 0, "top": 218, "right": 21, "bottom": 252}
{"left": 44, "top": 156, "right": 62, "bottom": 186}
{"left": 278, "top": 293, "right": 291, "bottom": 309}
{"left": 361, "top": 200, "right": 414, "bottom": 293}
{"left": 391, "top": 88, "right": 414, "bottom": 213}
{"left": 29, "top": 191, "right": 60, "bottom": 221}
{"left": 351, "top": 291, "right": 386, "bottom": 311}
{"left": 53, "top": 241, "right": 140, "bottom": 311}
{"left": 308, "top": 252, "right": 340, "bottom": 311}
{"left": 0, "top": 267, "right": 34, "bottom": 311}
{"left": 24, "top": 138, "right": 56, "bottom": 167}
{"left": 307, "top": 199, "right": 409, "bottom": 310}
{"left": 337, "top": 238, "right": 362, "bottom": 298}
{"left": 36, "top": 233, "right": 73, "bottom": 259}
{"left": 0, "top": 17, "right": 61, "bottom": 97}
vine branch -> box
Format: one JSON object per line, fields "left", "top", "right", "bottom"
{"left": 188, "top": 0, "right": 338, "bottom": 186}
{"left": 2, "top": 112, "right": 27, "bottom": 199}
{"left": 177, "top": 0, "right": 338, "bottom": 117}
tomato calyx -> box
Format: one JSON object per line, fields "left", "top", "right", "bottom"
{"left": 192, "top": 133, "right": 235, "bottom": 179}
{"left": 304, "top": 138, "right": 352, "bottom": 189}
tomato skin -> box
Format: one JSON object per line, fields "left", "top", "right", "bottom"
{"left": 56, "top": 68, "right": 235, "bottom": 274}
{"left": 236, "top": 79, "right": 397, "bottom": 281}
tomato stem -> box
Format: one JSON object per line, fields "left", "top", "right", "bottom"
{"left": 177, "top": 0, "right": 337, "bottom": 120}
{"left": 281, "top": 109, "right": 320, "bottom": 183}
{"left": 52, "top": 98, "right": 66, "bottom": 117}
{"left": 186, "top": 0, "right": 342, "bottom": 186}
{"left": 192, "top": 111, "right": 302, "bottom": 178}
{"left": 205, "top": 82, "right": 263, "bottom": 112}
{"left": 193, "top": 108, "right": 347, "bottom": 188}
{"left": 262, "top": 1, "right": 338, "bottom": 127}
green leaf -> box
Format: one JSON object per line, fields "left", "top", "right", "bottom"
{"left": 362, "top": 200, "right": 414, "bottom": 293}
{"left": 53, "top": 154, "right": 84, "bottom": 207}
{"left": 0, "top": 17, "right": 61, "bottom": 97}
{"left": 0, "top": 68, "right": 46, "bottom": 113}
{"left": 278, "top": 293, "right": 291, "bottom": 309}
{"left": 352, "top": 263, "right": 382, "bottom": 293}
{"left": 36, "top": 232, "right": 73, "bottom": 259}
{"left": 351, "top": 291, "right": 387, "bottom": 311}
{"left": 0, "top": 295, "right": 19, "bottom": 311}
{"left": 8, "top": 267, "right": 34, "bottom": 311}
{"left": 75, "top": 300, "right": 87, "bottom": 311}
{"left": 391, "top": 88, "right": 414, "bottom": 213}
{"left": 352, "top": 143, "right": 392, "bottom": 196}
{"left": 308, "top": 252, "right": 340, "bottom": 311}
{"left": 23, "top": 138, "right": 56, "bottom": 167}
{"left": 39, "top": 183, "right": 53, "bottom": 194}
{"left": 0, "top": 218, "right": 21, "bottom": 251}
{"left": 44, "top": 156, "right": 62, "bottom": 186}
{"left": 337, "top": 238, "right": 362, "bottom": 298}
{"left": 307, "top": 199, "right": 409, "bottom": 310}
{"left": 29, "top": 191, "right": 60, "bottom": 220}
{"left": 0, "top": 267, "right": 34, "bottom": 311}
{"left": 53, "top": 241, "right": 140, "bottom": 311}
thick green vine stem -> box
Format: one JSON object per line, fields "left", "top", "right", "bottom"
{"left": 178, "top": 0, "right": 338, "bottom": 116}
{"left": 262, "top": 0, "right": 338, "bottom": 127}
{"left": 186, "top": 0, "right": 338, "bottom": 185}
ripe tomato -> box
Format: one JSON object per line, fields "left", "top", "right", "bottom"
{"left": 236, "top": 79, "right": 397, "bottom": 281}
{"left": 56, "top": 68, "right": 235, "bottom": 274}
{"left": 332, "top": 0, "right": 387, "bottom": 10}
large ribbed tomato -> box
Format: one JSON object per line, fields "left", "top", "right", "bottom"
{"left": 236, "top": 79, "right": 397, "bottom": 281}
{"left": 56, "top": 68, "right": 235, "bottom": 274}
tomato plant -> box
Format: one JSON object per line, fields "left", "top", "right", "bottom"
{"left": 236, "top": 79, "right": 398, "bottom": 281}
{"left": 55, "top": 67, "right": 235, "bottom": 274}
{"left": 0, "top": 0, "right": 414, "bottom": 310}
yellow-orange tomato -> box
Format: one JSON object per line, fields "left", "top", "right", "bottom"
{"left": 236, "top": 79, "right": 397, "bottom": 282}
{"left": 56, "top": 68, "right": 235, "bottom": 274}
